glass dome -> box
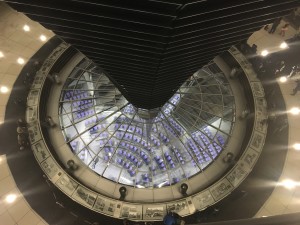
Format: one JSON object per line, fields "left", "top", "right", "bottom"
{"left": 59, "top": 59, "right": 235, "bottom": 188}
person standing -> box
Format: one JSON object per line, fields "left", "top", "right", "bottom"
{"left": 291, "top": 79, "right": 300, "bottom": 95}
{"left": 288, "top": 65, "right": 300, "bottom": 78}
{"left": 163, "top": 212, "right": 185, "bottom": 225}
{"left": 274, "top": 61, "right": 286, "bottom": 77}
{"left": 264, "top": 24, "right": 269, "bottom": 31}
{"left": 269, "top": 17, "right": 281, "bottom": 34}
{"left": 279, "top": 23, "right": 289, "bottom": 37}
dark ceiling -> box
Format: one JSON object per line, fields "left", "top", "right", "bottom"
{"left": 5, "top": 0, "right": 300, "bottom": 109}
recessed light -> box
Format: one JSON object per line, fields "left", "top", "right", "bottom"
{"left": 290, "top": 107, "right": 300, "bottom": 115}
{"left": 279, "top": 76, "right": 287, "bottom": 83}
{"left": 0, "top": 51, "right": 4, "bottom": 58}
{"left": 293, "top": 143, "right": 300, "bottom": 151}
{"left": 261, "top": 50, "right": 269, "bottom": 57}
{"left": 40, "top": 35, "right": 47, "bottom": 42}
{"left": 17, "top": 57, "right": 25, "bottom": 65}
{"left": 5, "top": 194, "right": 17, "bottom": 203}
{"left": 280, "top": 42, "right": 288, "bottom": 49}
{"left": 23, "top": 24, "right": 30, "bottom": 32}
{"left": 281, "top": 179, "right": 296, "bottom": 189}
{"left": 0, "top": 86, "right": 9, "bottom": 93}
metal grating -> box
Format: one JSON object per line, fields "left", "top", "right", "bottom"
{"left": 5, "top": 0, "right": 300, "bottom": 109}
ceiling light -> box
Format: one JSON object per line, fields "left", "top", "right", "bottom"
{"left": 280, "top": 42, "right": 288, "bottom": 49}
{"left": 290, "top": 107, "right": 300, "bottom": 115}
{"left": 40, "top": 35, "right": 47, "bottom": 42}
{"left": 261, "top": 50, "right": 269, "bottom": 57}
{"left": 293, "top": 143, "right": 300, "bottom": 151}
{"left": 279, "top": 76, "right": 287, "bottom": 83}
{"left": 5, "top": 194, "right": 17, "bottom": 203}
{"left": 0, "top": 51, "right": 4, "bottom": 58}
{"left": 23, "top": 24, "right": 30, "bottom": 32}
{"left": 281, "top": 179, "right": 296, "bottom": 189}
{"left": 0, "top": 86, "right": 9, "bottom": 93}
{"left": 17, "top": 57, "right": 25, "bottom": 65}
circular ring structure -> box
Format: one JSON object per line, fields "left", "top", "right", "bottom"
{"left": 26, "top": 43, "right": 267, "bottom": 221}
{"left": 58, "top": 57, "right": 235, "bottom": 189}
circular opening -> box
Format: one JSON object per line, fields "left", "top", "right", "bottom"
{"left": 59, "top": 62, "right": 235, "bottom": 188}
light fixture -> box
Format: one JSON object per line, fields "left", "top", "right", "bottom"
{"left": 0, "top": 51, "right": 4, "bottom": 58}
{"left": 279, "top": 76, "right": 287, "bottom": 83}
{"left": 5, "top": 194, "right": 17, "bottom": 203}
{"left": 223, "top": 152, "right": 234, "bottom": 163}
{"left": 0, "top": 86, "right": 9, "bottom": 93}
{"left": 40, "top": 34, "right": 47, "bottom": 42}
{"left": 281, "top": 179, "right": 296, "bottom": 189}
{"left": 17, "top": 57, "right": 25, "bottom": 65}
{"left": 289, "top": 107, "right": 300, "bottom": 115}
{"left": 261, "top": 50, "right": 269, "bottom": 57}
{"left": 280, "top": 42, "right": 288, "bottom": 49}
{"left": 67, "top": 159, "right": 78, "bottom": 171}
{"left": 46, "top": 116, "right": 56, "bottom": 127}
{"left": 23, "top": 24, "right": 30, "bottom": 32}
{"left": 293, "top": 143, "right": 300, "bottom": 151}
{"left": 119, "top": 186, "right": 127, "bottom": 200}
{"left": 180, "top": 183, "right": 188, "bottom": 197}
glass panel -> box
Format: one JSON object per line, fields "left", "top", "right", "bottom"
{"left": 60, "top": 113, "right": 73, "bottom": 128}
{"left": 59, "top": 61, "right": 235, "bottom": 188}
{"left": 64, "top": 125, "right": 78, "bottom": 140}
{"left": 200, "top": 85, "right": 221, "bottom": 94}
{"left": 136, "top": 172, "right": 152, "bottom": 188}
{"left": 70, "top": 137, "right": 84, "bottom": 154}
{"left": 201, "top": 102, "right": 223, "bottom": 117}
{"left": 103, "top": 164, "right": 122, "bottom": 183}
{"left": 223, "top": 107, "right": 234, "bottom": 121}
{"left": 89, "top": 157, "right": 107, "bottom": 175}
{"left": 202, "top": 94, "right": 222, "bottom": 105}
{"left": 119, "top": 169, "right": 135, "bottom": 186}
{"left": 220, "top": 119, "right": 233, "bottom": 134}
{"left": 223, "top": 96, "right": 235, "bottom": 108}
{"left": 216, "top": 131, "right": 228, "bottom": 147}
{"left": 220, "top": 85, "right": 233, "bottom": 95}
